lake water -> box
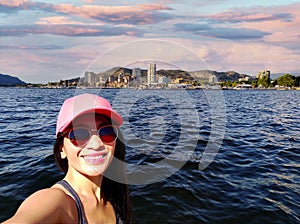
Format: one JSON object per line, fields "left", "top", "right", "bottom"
{"left": 0, "top": 87, "right": 299, "bottom": 223}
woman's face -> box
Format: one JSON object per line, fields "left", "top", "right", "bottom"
{"left": 61, "top": 114, "right": 116, "bottom": 177}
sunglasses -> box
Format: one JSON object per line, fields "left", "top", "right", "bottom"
{"left": 64, "top": 125, "right": 118, "bottom": 147}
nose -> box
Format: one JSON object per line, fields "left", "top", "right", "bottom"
{"left": 85, "top": 134, "right": 105, "bottom": 149}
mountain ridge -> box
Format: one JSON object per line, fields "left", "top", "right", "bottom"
{"left": 105, "top": 67, "right": 250, "bottom": 82}
{"left": 0, "top": 73, "right": 27, "bottom": 86}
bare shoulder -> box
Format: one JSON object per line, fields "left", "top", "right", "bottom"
{"left": 3, "top": 188, "right": 75, "bottom": 224}
{"left": 31, "top": 187, "right": 70, "bottom": 200}
{"left": 22, "top": 188, "right": 71, "bottom": 208}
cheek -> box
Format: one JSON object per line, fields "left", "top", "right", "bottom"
{"left": 106, "top": 144, "right": 116, "bottom": 155}
{"left": 62, "top": 138, "right": 80, "bottom": 158}
{"left": 104, "top": 142, "right": 116, "bottom": 160}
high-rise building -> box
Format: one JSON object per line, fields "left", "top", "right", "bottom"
{"left": 84, "top": 71, "right": 96, "bottom": 87}
{"left": 147, "top": 63, "right": 156, "bottom": 85}
{"left": 132, "top": 68, "right": 141, "bottom": 78}
{"left": 256, "top": 70, "right": 270, "bottom": 79}
{"left": 209, "top": 75, "right": 217, "bottom": 83}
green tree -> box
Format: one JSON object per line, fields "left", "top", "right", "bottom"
{"left": 271, "top": 79, "right": 277, "bottom": 87}
{"left": 257, "top": 75, "right": 270, "bottom": 88}
{"left": 251, "top": 80, "right": 257, "bottom": 87}
{"left": 295, "top": 76, "right": 300, "bottom": 87}
{"left": 277, "top": 74, "right": 296, "bottom": 87}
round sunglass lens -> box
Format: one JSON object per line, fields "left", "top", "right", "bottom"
{"left": 69, "top": 128, "right": 90, "bottom": 146}
{"left": 98, "top": 126, "right": 117, "bottom": 143}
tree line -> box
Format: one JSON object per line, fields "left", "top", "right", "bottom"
{"left": 220, "top": 74, "right": 300, "bottom": 88}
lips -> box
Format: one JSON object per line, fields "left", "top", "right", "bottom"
{"left": 82, "top": 152, "right": 108, "bottom": 165}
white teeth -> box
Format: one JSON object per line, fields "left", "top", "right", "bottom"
{"left": 85, "top": 154, "right": 105, "bottom": 159}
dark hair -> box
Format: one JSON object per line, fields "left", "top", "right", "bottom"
{"left": 53, "top": 129, "right": 133, "bottom": 224}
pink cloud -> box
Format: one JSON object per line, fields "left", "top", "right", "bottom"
{"left": 52, "top": 3, "right": 172, "bottom": 24}
{"left": 194, "top": 40, "right": 300, "bottom": 75}
{"left": 241, "top": 3, "right": 300, "bottom": 45}
{"left": 0, "top": 23, "right": 142, "bottom": 37}
{"left": 36, "top": 16, "right": 75, "bottom": 25}
{"left": 0, "top": 0, "right": 27, "bottom": 7}
{"left": 190, "top": 2, "right": 300, "bottom": 55}
{"left": 35, "top": 16, "right": 106, "bottom": 26}
{"left": 200, "top": 9, "right": 293, "bottom": 23}
{"left": 0, "top": 1, "right": 173, "bottom": 25}
{"left": 82, "top": 0, "right": 94, "bottom": 3}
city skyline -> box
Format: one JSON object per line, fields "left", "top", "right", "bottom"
{"left": 1, "top": 1, "right": 300, "bottom": 83}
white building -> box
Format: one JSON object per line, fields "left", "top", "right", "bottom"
{"left": 256, "top": 70, "right": 270, "bottom": 79}
{"left": 84, "top": 71, "right": 96, "bottom": 87}
{"left": 158, "top": 76, "right": 169, "bottom": 85}
{"left": 209, "top": 75, "right": 217, "bottom": 83}
{"left": 147, "top": 63, "right": 156, "bottom": 85}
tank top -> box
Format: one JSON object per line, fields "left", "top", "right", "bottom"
{"left": 57, "top": 180, "right": 123, "bottom": 224}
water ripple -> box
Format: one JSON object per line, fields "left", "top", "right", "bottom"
{"left": 0, "top": 88, "right": 299, "bottom": 223}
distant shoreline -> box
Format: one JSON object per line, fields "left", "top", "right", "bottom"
{"left": 2, "top": 85, "right": 300, "bottom": 91}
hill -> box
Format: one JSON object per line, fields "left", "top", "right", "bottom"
{"left": 190, "top": 70, "right": 249, "bottom": 82}
{"left": 271, "top": 72, "right": 300, "bottom": 80}
{"left": 99, "top": 67, "right": 147, "bottom": 77}
{"left": 97, "top": 67, "right": 249, "bottom": 83}
{"left": 157, "top": 69, "right": 194, "bottom": 81}
{"left": 0, "top": 73, "right": 26, "bottom": 86}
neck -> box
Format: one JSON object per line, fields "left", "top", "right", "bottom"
{"left": 64, "top": 168, "right": 103, "bottom": 202}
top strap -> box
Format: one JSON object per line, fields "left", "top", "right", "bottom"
{"left": 56, "top": 180, "right": 88, "bottom": 224}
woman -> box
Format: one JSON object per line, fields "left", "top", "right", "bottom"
{"left": 4, "top": 93, "right": 133, "bottom": 224}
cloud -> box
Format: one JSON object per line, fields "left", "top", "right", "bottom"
{"left": 243, "top": 3, "right": 300, "bottom": 46}
{"left": 0, "top": 0, "right": 56, "bottom": 13}
{"left": 173, "top": 23, "right": 270, "bottom": 40}
{"left": 0, "top": 1, "right": 173, "bottom": 25}
{"left": 174, "top": 23, "right": 211, "bottom": 32}
{"left": 172, "top": 4, "right": 297, "bottom": 41}
{"left": 0, "top": 24, "right": 142, "bottom": 37}
{"left": 52, "top": 3, "right": 173, "bottom": 25}
{"left": 36, "top": 16, "right": 79, "bottom": 25}
{"left": 2, "top": 1, "right": 300, "bottom": 82}
{"left": 197, "top": 27, "right": 271, "bottom": 40}
{"left": 0, "top": 0, "right": 29, "bottom": 8}
{"left": 0, "top": 44, "right": 64, "bottom": 50}
{"left": 82, "top": 0, "right": 94, "bottom": 3}
{"left": 198, "top": 11, "right": 294, "bottom": 24}
{"left": 198, "top": 41, "right": 300, "bottom": 74}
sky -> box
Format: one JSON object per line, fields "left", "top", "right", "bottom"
{"left": 1, "top": 0, "right": 300, "bottom": 83}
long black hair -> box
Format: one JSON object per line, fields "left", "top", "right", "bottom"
{"left": 53, "top": 129, "right": 133, "bottom": 224}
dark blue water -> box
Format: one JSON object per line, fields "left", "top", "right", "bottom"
{"left": 0, "top": 88, "right": 299, "bottom": 223}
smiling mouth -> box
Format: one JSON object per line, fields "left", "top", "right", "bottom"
{"left": 82, "top": 153, "right": 108, "bottom": 164}
{"left": 84, "top": 153, "right": 106, "bottom": 159}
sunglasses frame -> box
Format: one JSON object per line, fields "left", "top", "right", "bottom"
{"left": 63, "top": 125, "right": 118, "bottom": 147}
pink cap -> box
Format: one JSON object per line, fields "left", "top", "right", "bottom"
{"left": 56, "top": 93, "right": 123, "bottom": 136}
